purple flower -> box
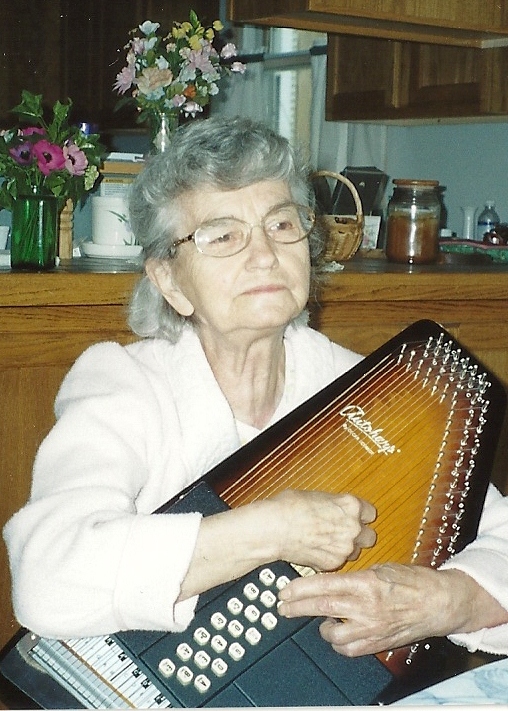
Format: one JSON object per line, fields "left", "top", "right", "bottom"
{"left": 9, "top": 142, "right": 35, "bottom": 165}
{"left": 63, "top": 142, "right": 88, "bottom": 176}
{"left": 32, "top": 140, "right": 65, "bottom": 176}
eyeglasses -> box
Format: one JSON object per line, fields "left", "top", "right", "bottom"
{"left": 171, "top": 202, "right": 315, "bottom": 258}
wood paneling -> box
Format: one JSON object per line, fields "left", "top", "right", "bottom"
{"left": 0, "top": 0, "right": 220, "bottom": 129}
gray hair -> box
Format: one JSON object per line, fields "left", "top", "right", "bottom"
{"left": 128, "top": 116, "right": 324, "bottom": 341}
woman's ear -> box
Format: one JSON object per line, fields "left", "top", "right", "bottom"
{"left": 145, "top": 258, "right": 195, "bottom": 317}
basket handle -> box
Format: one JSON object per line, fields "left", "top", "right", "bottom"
{"left": 312, "top": 170, "right": 364, "bottom": 222}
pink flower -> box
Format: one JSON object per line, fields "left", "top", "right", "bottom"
{"left": 32, "top": 140, "right": 65, "bottom": 176}
{"left": 114, "top": 53, "right": 136, "bottom": 94}
{"left": 63, "top": 142, "right": 88, "bottom": 176}
{"left": 180, "top": 44, "right": 218, "bottom": 81}
{"left": 21, "top": 126, "right": 46, "bottom": 137}
{"left": 136, "top": 66, "right": 173, "bottom": 95}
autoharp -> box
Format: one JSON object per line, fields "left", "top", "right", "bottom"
{"left": 0, "top": 320, "right": 505, "bottom": 709}
{"left": 191, "top": 318, "right": 506, "bottom": 669}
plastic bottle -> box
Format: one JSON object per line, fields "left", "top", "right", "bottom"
{"left": 476, "top": 201, "right": 500, "bottom": 242}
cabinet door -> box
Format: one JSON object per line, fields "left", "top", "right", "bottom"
{"left": 229, "top": 0, "right": 508, "bottom": 46}
{"left": 326, "top": 34, "right": 508, "bottom": 121}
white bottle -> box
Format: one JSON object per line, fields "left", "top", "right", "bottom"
{"left": 476, "top": 201, "right": 500, "bottom": 242}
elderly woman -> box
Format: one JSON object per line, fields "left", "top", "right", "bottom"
{"left": 3, "top": 117, "right": 375, "bottom": 639}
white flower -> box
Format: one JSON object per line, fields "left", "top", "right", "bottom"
{"left": 183, "top": 101, "right": 203, "bottom": 117}
{"left": 139, "top": 21, "right": 160, "bottom": 35}
{"left": 220, "top": 43, "right": 238, "bottom": 59}
{"left": 231, "top": 61, "right": 247, "bottom": 74}
{"left": 155, "top": 56, "right": 169, "bottom": 70}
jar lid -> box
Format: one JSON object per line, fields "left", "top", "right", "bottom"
{"left": 393, "top": 179, "right": 439, "bottom": 188}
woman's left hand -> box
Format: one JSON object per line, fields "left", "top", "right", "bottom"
{"left": 278, "top": 564, "right": 487, "bottom": 656}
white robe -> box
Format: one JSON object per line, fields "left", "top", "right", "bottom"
{"left": 3, "top": 323, "right": 360, "bottom": 638}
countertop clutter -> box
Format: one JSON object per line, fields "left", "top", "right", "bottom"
{"left": 1, "top": 257, "right": 508, "bottom": 655}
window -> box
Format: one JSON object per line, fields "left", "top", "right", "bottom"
{"left": 233, "top": 26, "right": 326, "bottom": 151}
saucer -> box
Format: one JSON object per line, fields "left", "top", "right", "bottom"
{"left": 80, "top": 241, "right": 143, "bottom": 259}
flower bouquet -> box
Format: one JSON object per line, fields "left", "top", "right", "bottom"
{"left": 0, "top": 90, "right": 105, "bottom": 268}
{"left": 114, "top": 10, "right": 245, "bottom": 149}
{"left": 0, "top": 90, "right": 104, "bottom": 210}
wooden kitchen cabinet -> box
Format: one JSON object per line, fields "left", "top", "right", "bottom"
{"left": 228, "top": 0, "right": 508, "bottom": 47}
{"left": 325, "top": 34, "right": 508, "bottom": 121}
{"left": 1, "top": 261, "right": 507, "bottom": 653}
{"left": 229, "top": 0, "right": 508, "bottom": 121}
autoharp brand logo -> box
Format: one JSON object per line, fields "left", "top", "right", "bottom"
{"left": 339, "top": 404, "right": 400, "bottom": 456}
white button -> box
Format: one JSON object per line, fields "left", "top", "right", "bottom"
{"left": 259, "top": 568, "right": 276, "bottom": 586}
{"left": 211, "top": 634, "right": 227, "bottom": 654}
{"left": 244, "top": 604, "right": 260, "bottom": 623}
{"left": 243, "top": 582, "right": 259, "bottom": 600}
{"left": 210, "top": 611, "right": 227, "bottom": 630}
{"left": 194, "top": 674, "right": 211, "bottom": 694}
{"left": 228, "top": 642, "right": 245, "bottom": 661}
{"left": 261, "top": 612, "right": 278, "bottom": 630}
{"left": 177, "top": 666, "right": 193, "bottom": 685}
{"left": 176, "top": 642, "right": 193, "bottom": 662}
{"left": 276, "top": 575, "right": 291, "bottom": 589}
{"left": 193, "top": 627, "right": 211, "bottom": 646}
{"left": 227, "top": 619, "right": 244, "bottom": 638}
{"left": 194, "top": 650, "right": 211, "bottom": 669}
{"left": 260, "top": 590, "right": 277, "bottom": 608}
{"left": 245, "top": 627, "right": 262, "bottom": 646}
{"left": 227, "top": 597, "right": 244, "bottom": 615}
{"left": 211, "top": 658, "right": 228, "bottom": 677}
{"left": 158, "top": 658, "right": 175, "bottom": 678}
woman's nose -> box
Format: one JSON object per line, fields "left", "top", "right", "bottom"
{"left": 245, "top": 224, "right": 278, "bottom": 265}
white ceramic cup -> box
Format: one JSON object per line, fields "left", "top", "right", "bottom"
{"left": 0, "top": 225, "right": 9, "bottom": 250}
{"left": 91, "top": 196, "right": 134, "bottom": 246}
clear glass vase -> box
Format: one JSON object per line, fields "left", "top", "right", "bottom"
{"left": 10, "top": 188, "right": 59, "bottom": 270}
{"left": 147, "top": 110, "right": 179, "bottom": 153}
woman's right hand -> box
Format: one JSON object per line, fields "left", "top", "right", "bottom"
{"left": 179, "top": 488, "right": 376, "bottom": 602}
{"left": 267, "top": 489, "right": 376, "bottom": 572}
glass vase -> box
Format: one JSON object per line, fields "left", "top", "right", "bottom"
{"left": 147, "top": 110, "right": 179, "bottom": 153}
{"left": 10, "top": 188, "right": 59, "bottom": 270}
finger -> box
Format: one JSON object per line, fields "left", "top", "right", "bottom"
{"left": 278, "top": 592, "right": 351, "bottom": 620}
{"left": 356, "top": 525, "right": 377, "bottom": 549}
{"left": 359, "top": 499, "right": 377, "bottom": 524}
{"left": 278, "top": 572, "right": 346, "bottom": 602}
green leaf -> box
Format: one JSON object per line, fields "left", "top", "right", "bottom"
{"left": 11, "top": 90, "right": 44, "bottom": 121}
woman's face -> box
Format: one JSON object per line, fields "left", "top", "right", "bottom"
{"left": 149, "top": 180, "right": 311, "bottom": 342}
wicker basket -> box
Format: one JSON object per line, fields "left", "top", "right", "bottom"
{"left": 312, "top": 170, "right": 364, "bottom": 261}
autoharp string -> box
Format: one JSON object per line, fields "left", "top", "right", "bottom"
{"left": 222, "top": 342, "right": 442, "bottom": 504}
{"left": 219, "top": 337, "right": 482, "bottom": 569}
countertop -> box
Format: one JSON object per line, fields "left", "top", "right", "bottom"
{"left": 1, "top": 252, "right": 508, "bottom": 307}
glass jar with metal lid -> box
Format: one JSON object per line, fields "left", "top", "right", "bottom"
{"left": 385, "top": 179, "right": 441, "bottom": 264}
